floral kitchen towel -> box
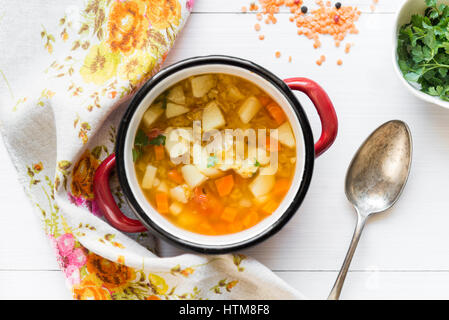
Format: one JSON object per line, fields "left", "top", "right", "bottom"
{"left": 0, "top": 0, "right": 303, "bottom": 299}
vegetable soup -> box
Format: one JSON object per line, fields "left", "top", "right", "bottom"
{"left": 133, "top": 73, "right": 297, "bottom": 235}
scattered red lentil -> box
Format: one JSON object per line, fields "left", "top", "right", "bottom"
{"left": 250, "top": 0, "right": 361, "bottom": 49}
{"left": 250, "top": 2, "right": 259, "bottom": 11}
{"left": 316, "top": 54, "right": 326, "bottom": 66}
{"left": 344, "top": 43, "right": 351, "bottom": 53}
{"left": 244, "top": 1, "right": 378, "bottom": 66}
{"left": 242, "top": 6, "right": 247, "bottom": 13}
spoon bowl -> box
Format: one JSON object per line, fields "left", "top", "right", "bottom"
{"left": 346, "top": 120, "right": 412, "bottom": 216}
{"left": 328, "top": 120, "right": 412, "bottom": 300}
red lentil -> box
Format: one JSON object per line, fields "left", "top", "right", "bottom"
{"left": 344, "top": 43, "right": 351, "bottom": 53}
{"left": 250, "top": 2, "right": 259, "bottom": 11}
{"left": 245, "top": 1, "right": 375, "bottom": 65}
{"left": 250, "top": 1, "right": 361, "bottom": 48}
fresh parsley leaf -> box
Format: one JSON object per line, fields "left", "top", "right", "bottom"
{"left": 397, "top": 0, "right": 449, "bottom": 101}
{"left": 132, "top": 148, "right": 142, "bottom": 162}
{"left": 132, "top": 129, "right": 150, "bottom": 162}
{"left": 135, "top": 129, "right": 150, "bottom": 147}
{"left": 149, "top": 134, "right": 166, "bottom": 146}
{"left": 426, "top": 0, "right": 437, "bottom": 7}
{"left": 207, "top": 155, "right": 218, "bottom": 168}
{"left": 254, "top": 159, "right": 261, "bottom": 167}
{"left": 155, "top": 91, "right": 169, "bottom": 109}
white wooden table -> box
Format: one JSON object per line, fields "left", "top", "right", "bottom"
{"left": 3, "top": 0, "right": 449, "bottom": 300}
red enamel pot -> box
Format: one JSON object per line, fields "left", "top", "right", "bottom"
{"left": 94, "top": 56, "right": 338, "bottom": 254}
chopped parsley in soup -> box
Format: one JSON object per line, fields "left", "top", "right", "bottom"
{"left": 133, "top": 73, "right": 297, "bottom": 235}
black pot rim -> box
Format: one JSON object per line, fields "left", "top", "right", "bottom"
{"left": 115, "top": 55, "right": 315, "bottom": 254}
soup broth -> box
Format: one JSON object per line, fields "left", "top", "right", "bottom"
{"left": 134, "top": 73, "right": 297, "bottom": 235}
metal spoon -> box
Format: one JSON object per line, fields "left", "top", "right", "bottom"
{"left": 328, "top": 120, "right": 412, "bottom": 300}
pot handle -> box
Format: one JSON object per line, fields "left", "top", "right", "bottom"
{"left": 93, "top": 154, "right": 147, "bottom": 233}
{"left": 284, "top": 78, "right": 338, "bottom": 157}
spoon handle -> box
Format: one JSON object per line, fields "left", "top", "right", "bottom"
{"left": 328, "top": 215, "right": 367, "bottom": 300}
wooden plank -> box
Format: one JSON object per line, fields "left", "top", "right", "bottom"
{"left": 1, "top": 270, "right": 449, "bottom": 300}
{"left": 1, "top": 3, "right": 449, "bottom": 302}
{"left": 276, "top": 271, "right": 449, "bottom": 300}
{"left": 0, "top": 141, "right": 60, "bottom": 270}
{"left": 192, "top": 0, "right": 400, "bottom": 14}
{"left": 0, "top": 271, "right": 71, "bottom": 300}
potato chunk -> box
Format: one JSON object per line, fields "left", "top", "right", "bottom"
{"left": 169, "top": 202, "right": 183, "bottom": 216}
{"left": 169, "top": 184, "right": 191, "bottom": 204}
{"left": 166, "top": 103, "right": 190, "bottom": 119}
{"left": 157, "top": 181, "right": 168, "bottom": 193}
{"left": 167, "top": 86, "right": 185, "bottom": 104}
{"left": 277, "top": 122, "right": 296, "bottom": 148}
{"left": 238, "top": 96, "right": 262, "bottom": 124}
{"left": 142, "top": 103, "right": 164, "bottom": 127}
{"left": 249, "top": 174, "right": 275, "bottom": 198}
{"left": 191, "top": 75, "right": 217, "bottom": 98}
{"left": 181, "top": 165, "right": 208, "bottom": 188}
{"left": 227, "top": 86, "right": 245, "bottom": 102}
{"left": 202, "top": 101, "right": 225, "bottom": 132}
{"left": 141, "top": 165, "right": 157, "bottom": 189}
{"left": 165, "top": 128, "right": 192, "bottom": 159}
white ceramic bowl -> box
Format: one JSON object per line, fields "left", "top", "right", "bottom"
{"left": 393, "top": 0, "right": 449, "bottom": 109}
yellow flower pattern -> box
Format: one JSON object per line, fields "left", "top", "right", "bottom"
{"left": 80, "top": 43, "right": 121, "bottom": 85}
{"left": 145, "top": 0, "right": 182, "bottom": 30}
{"left": 119, "top": 50, "right": 155, "bottom": 85}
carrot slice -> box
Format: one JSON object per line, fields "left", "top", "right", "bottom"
{"left": 155, "top": 193, "right": 169, "bottom": 214}
{"left": 273, "top": 179, "right": 291, "bottom": 196}
{"left": 197, "top": 222, "right": 215, "bottom": 235}
{"left": 243, "top": 211, "right": 259, "bottom": 228}
{"left": 261, "top": 200, "right": 278, "bottom": 215}
{"left": 266, "top": 102, "right": 286, "bottom": 125}
{"left": 221, "top": 207, "right": 238, "bottom": 223}
{"left": 167, "top": 169, "right": 184, "bottom": 184}
{"left": 227, "top": 220, "right": 243, "bottom": 233}
{"left": 215, "top": 174, "right": 234, "bottom": 197}
{"left": 257, "top": 95, "right": 272, "bottom": 107}
{"left": 154, "top": 145, "right": 165, "bottom": 161}
{"left": 192, "top": 187, "right": 223, "bottom": 216}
